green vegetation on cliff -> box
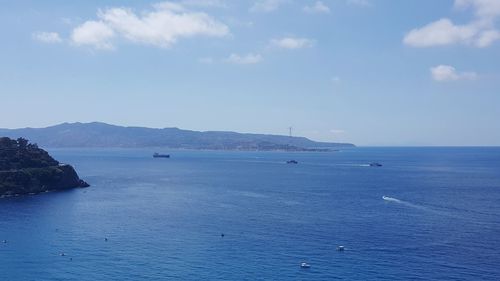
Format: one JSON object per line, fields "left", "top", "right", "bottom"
{"left": 0, "top": 137, "right": 89, "bottom": 196}
{"left": 0, "top": 137, "right": 59, "bottom": 170}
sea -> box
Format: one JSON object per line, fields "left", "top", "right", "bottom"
{"left": 1, "top": 147, "right": 500, "bottom": 280}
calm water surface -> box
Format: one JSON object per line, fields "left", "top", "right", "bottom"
{"left": 1, "top": 147, "right": 500, "bottom": 280}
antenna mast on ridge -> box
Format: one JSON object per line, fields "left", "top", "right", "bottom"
{"left": 288, "top": 126, "right": 292, "bottom": 138}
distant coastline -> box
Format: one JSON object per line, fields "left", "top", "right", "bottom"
{"left": 0, "top": 122, "right": 355, "bottom": 152}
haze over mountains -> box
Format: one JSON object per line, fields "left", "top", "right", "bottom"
{"left": 0, "top": 122, "right": 354, "bottom": 151}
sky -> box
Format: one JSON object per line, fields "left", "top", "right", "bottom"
{"left": 0, "top": 0, "right": 499, "bottom": 146}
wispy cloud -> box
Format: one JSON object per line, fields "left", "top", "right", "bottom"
{"left": 70, "top": 2, "right": 229, "bottom": 50}
{"left": 347, "top": 0, "right": 372, "bottom": 7}
{"left": 331, "top": 76, "right": 341, "bottom": 83}
{"left": 404, "top": 0, "right": 500, "bottom": 48}
{"left": 226, "top": 53, "right": 263, "bottom": 64}
{"left": 303, "top": 1, "right": 330, "bottom": 14}
{"left": 250, "top": 0, "right": 287, "bottom": 13}
{"left": 32, "top": 32, "right": 63, "bottom": 44}
{"left": 198, "top": 57, "right": 215, "bottom": 64}
{"left": 180, "top": 0, "right": 227, "bottom": 8}
{"left": 430, "top": 65, "right": 477, "bottom": 81}
{"left": 270, "top": 36, "right": 315, "bottom": 49}
{"left": 454, "top": 0, "right": 500, "bottom": 19}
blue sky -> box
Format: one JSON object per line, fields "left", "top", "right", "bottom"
{"left": 0, "top": 0, "right": 499, "bottom": 145}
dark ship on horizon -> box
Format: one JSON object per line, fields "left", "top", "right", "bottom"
{"left": 153, "top": 153, "right": 170, "bottom": 158}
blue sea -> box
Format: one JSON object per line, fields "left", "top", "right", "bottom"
{"left": 1, "top": 147, "right": 500, "bottom": 280}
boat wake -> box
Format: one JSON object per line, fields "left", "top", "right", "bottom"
{"left": 382, "top": 195, "right": 495, "bottom": 220}
{"left": 382, "top": 196, "right": 402, "bottom": 203}
{"left": 382, "top": 196, "right": 431, "bottom": 212}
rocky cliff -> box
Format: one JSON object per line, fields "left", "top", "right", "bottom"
{"left": 0, "top": 137, "right": 89, "bottom": 197}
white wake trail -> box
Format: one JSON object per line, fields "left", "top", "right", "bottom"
{"left": 382, "top": 196, "right": 431, "bottom": 212}
{"left": 382, "top": 196, "right": 401, "bottom": 203}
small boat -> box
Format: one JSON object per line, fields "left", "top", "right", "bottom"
{"left": 382, "top": 196, "right": 398, "bottom": 202}
{"left": 153, "top": 153, "right": 170, "bottom": 158}
{"left": 369, "top": 162, "right": 382, "bottom": 167}
{"left": 286, "top": 160, "right": 298, "bottom": 164}
{"left": 300, "top": 262, "right": 311, "bottom": 268}
{"left": 337, "top": 245, "right": 345, "bottom": 251}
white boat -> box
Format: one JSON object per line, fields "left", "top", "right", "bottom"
{"left": 337, "top": 245, "right": 345, "bottom": 251}
{"left": 300, "top": 262, "right": 311, "bottom": 268}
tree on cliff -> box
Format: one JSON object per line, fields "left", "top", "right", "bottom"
{"left": 0, "top": 137, "right": 59, "bottom": 170}
{"left": 0, "top": 137, "right": 89, "bottom": 196}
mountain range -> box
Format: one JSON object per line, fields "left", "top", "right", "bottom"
{"left": 0, "top": 122, "right": 354, "bottom": 151}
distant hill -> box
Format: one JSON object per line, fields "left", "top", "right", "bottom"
{"left": 0, "top": 122, "right": 355, "bottom": 151}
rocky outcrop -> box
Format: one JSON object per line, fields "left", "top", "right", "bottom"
{"left": 0, "top": 137, "right": 89, "bottom": 197}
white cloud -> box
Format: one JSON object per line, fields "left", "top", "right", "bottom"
{"left": 404, "top": 0, "right": 500, "bottom": 48}
{"left": 270, "top": 37, "right": 315, "bottom": 49}
{"left": 347, "top": 0, "right": 372, "bottom": 7}
{"left": 454, "top": 0, "right": 500, "bottom": 19}
{"left": 403, "top": 19, "right": 477, "bottom": 47}
{"left": 250, "top": 0, "right": 287, "bottom": 13}
{"left": 71, "top": 21, "right": 115, "bottom": 49}
{"left": 430, "top": 65, "right": 477, "bottom": 81}
{"left": 70, "top": 2, "right": 229, "bottom": 50}
{"left": 32, "top": 32, "right": 63, "bottom": 43}
{"left": 226, "top": 53, "right": 262, "bottom": 64}
{"left": 476, "top": 29, "right": 500, "bottom": 47}
{"left": 303, "top": 1, "right": 330, "bottom": 14}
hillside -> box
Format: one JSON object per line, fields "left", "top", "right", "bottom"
{"left": 0, "top": 137, "right": 89, "bottom": 196}
{"left": 0, "top": 122, "right": 355, "bottom": 150}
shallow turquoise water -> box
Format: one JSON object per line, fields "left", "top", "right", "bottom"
{"left": 1, "top": 147, "right": 500, "bottom": 280}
